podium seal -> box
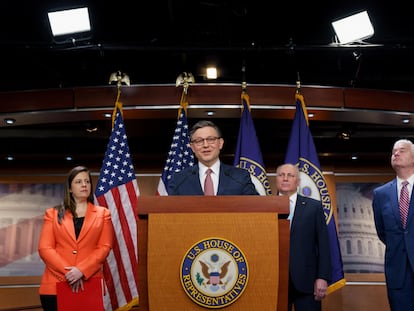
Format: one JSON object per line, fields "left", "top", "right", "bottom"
{"left": 180, "top": 237, "right": 249, "bottom": 308}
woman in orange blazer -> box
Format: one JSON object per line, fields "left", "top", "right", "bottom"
{"left": 38, "top": 166, "right": 114, "bottom": 311}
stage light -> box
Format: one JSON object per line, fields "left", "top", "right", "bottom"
{"left": 47, "top": 7, "right": 91, "bottom": 43}
{"left": 331, "top": 11, "right": 374, "bottom": 44}
{"left": 206, "top": 67, "right": 218, "bottom": 79}
{"left": 4, "top": 118, "right": 16, "bottom": 125}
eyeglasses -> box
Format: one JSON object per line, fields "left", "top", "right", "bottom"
{"left": 191, "top": 136, "right": 221, "bottom": 146}
{"left": 276, "top": 173, "right": 296, "bottom": 179}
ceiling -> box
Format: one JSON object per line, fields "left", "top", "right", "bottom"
{"left": 2, "top": 0, "right": 414, "bottom": 92}
{"left": 1, "top": 1, "right": 414, "bottom": 174}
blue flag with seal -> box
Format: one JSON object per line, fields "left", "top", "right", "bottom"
{"left": 285, "top": 93, "right": 346, "bottom": 294}
{"left": 233, "top": 92, "right": 272, "bottom": 195}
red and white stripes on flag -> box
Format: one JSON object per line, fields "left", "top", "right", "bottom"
{"left": 156, "top": 93, "right": 194, "bottom": 195}
{"left": 94, "top": 102, "right": 139, "bottom": 311}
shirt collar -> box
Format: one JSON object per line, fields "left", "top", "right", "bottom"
{"left": 199, "top": 161, "right": 220, "bottom": 175}
{"left": 397, "top": 175, "right": 414, "bottom": 186}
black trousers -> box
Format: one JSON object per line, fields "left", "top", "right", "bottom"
{"left": 40, "top": 294, "right": 57, "bottom": 311}
{"left": 288, "top": 277, "right": 322, "bottom": 311}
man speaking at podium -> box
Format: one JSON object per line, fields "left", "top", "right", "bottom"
{"left": 168, "top": 120, "right": 258, "bottom": 196}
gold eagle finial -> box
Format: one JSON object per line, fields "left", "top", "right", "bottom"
{"left": 176, "top": 72, "right": 195, "bottom": 94}
{"left": 109, "top": 71, "right": 130, "bottom": 88}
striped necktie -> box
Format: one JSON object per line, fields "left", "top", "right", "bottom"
{"left": 400, "top": 180, "right": 410, "bottom": 228}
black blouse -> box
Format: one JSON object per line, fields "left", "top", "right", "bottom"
{"left": 73, "top": 217, "right": 84, "bottom": 239}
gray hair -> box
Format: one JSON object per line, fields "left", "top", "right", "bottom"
{"left": 393, "top": 139, "right": 414, "bottom": 154}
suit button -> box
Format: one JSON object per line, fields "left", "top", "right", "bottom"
{"left": 72, "top": 250, "right": 77, "bottom": 254}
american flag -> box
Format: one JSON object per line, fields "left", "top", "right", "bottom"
{"left": 94, "top": 104, "right": 140, "bottom": 311}
{"left": 157, "top": 105, "right": 194, "bottom": 195}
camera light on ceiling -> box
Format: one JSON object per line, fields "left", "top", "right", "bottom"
{"left": 332, "top": 10, "right": 374, "bottom": 44}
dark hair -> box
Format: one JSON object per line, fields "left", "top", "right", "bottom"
{"left": 56, "top": 166, "right": 94, "bottom": 223}
{"left": 189, "top": 120, "right": 222, "bottom": 140}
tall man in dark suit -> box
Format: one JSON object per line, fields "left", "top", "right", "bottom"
{"left": 275, "top": 163, "right": 331, "bottom": 311}
{"left": 168, "top": 120, "right": 258, "bottom": 195}
{"left": 373, "top": 139, "right": 414, "bottom": 311}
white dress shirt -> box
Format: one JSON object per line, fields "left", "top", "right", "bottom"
{"left": 198, "top": 161, "right": 220, "bottom": 195}
{"left": 287, "top": 192, "right": 298, "bottom": 223}
{"left": 397, "top": 175, "right": 414, "bottom": 201}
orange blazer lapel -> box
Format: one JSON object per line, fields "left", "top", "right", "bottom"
{"left": 61, "top": 210, "right": 77, "bottom": 242}
{"left": 76, "top": 202, "right": 97, "bottom": 242}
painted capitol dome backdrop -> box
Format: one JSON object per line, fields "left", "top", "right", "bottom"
{"left": 336, "top": 183, "right": 385, "bottom": 273}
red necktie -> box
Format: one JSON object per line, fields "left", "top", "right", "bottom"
{"left": 400, "top": 180, "right": 410, "bottom": 228}
{"left": 204, "top": 168, "right": 214, "bottom": 196}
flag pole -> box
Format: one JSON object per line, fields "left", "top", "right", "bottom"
{"left": 175, "top": 72, "right": 194, "bottom": 117}
{"left": 108, "top": 70, "right": 130, "bottom": 127}
{"left": 296, "top": 72, "right": 301, "bottom": 94}
{"left": 295, "top": 74, "right": 309, "bottom": 125}
{"left": 241, "top": 65, "right": 250, "bottom": 112}
{"left": 95, "top": 71, "right": 139, "bottom": 311}
{"left": 234, "top": 68, "right": 272, "bottom": 195}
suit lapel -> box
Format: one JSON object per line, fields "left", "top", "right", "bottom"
{"left": 291, "top": 196, "right": 306, "bottom": 233}
{"left": 390, "top": 179, "right": 403, "bottom": 228}
{"left": 61, "top": 210, "right": 76, "bottom": 242}
{"left": 192, "top": 165, "right": 203, "bottom": 194}
{"left": 77, "top": 202, "right": 96, "bottom": 242}
{"left": 217, "top": 166, "right": 225, "bottom": 195}
{"left": 217, "top": 164, "right": 229, "bottom": 195}
{"left": 406, "top": 180, "right": 414, "bottom": 228}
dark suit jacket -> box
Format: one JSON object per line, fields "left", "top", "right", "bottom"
{"left": 289, "top": 194, "right": 332, "bottom": 293}
{"left": 373, "top": 179, "right": 414, "bottom": 289}
{"left": 167, "top": 163, "right": 258, "bottom": 195}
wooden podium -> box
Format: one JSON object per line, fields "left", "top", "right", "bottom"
{"left": 137, "top": 195, "right": 289, "bottom": 311}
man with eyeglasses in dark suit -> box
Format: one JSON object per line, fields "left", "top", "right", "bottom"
{"left": 167, "top": 120, "right": 258, "bottom": 196}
